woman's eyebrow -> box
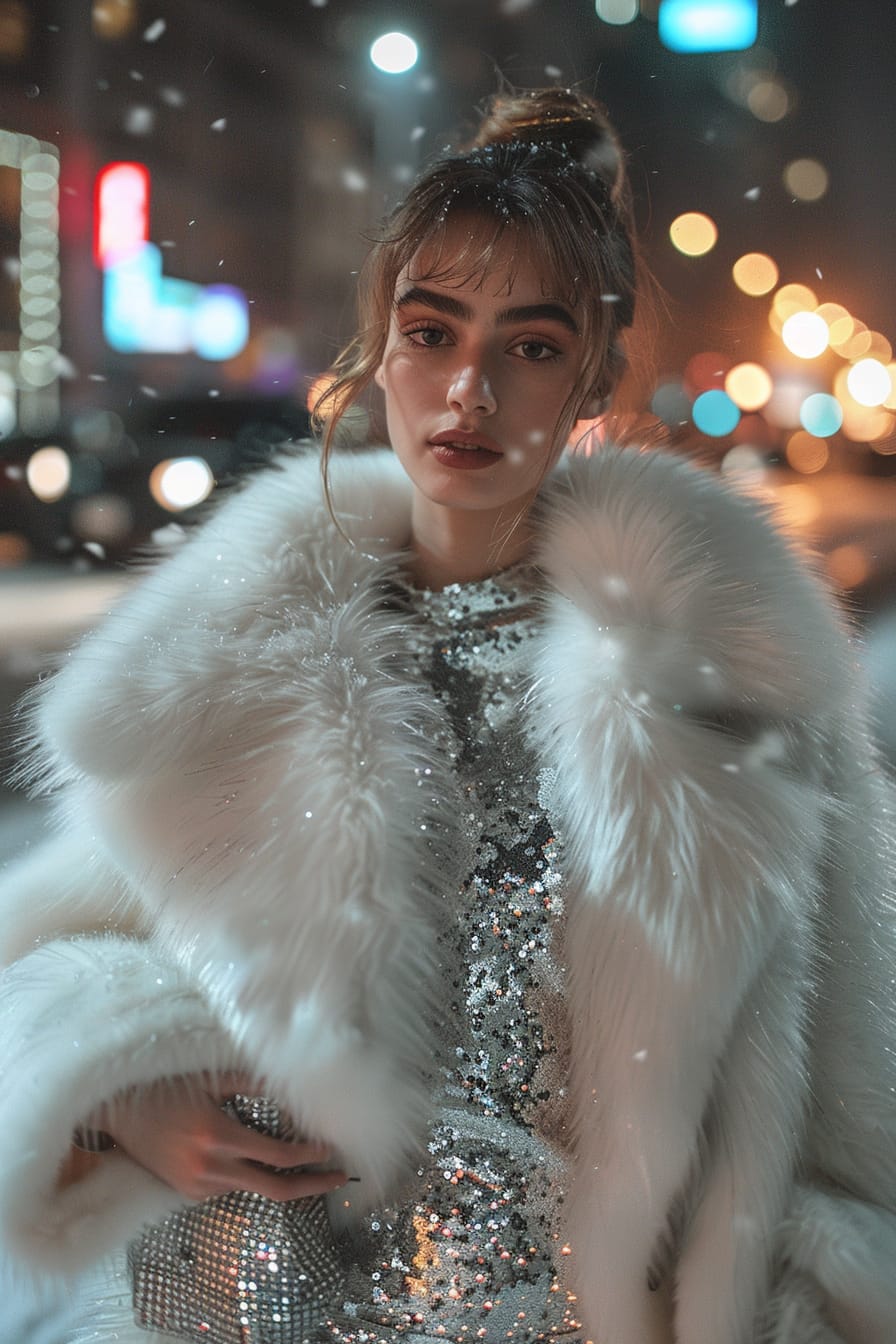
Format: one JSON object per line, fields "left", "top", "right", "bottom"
{"left": 395, "top": 286, "right": 578, "bottom": 334}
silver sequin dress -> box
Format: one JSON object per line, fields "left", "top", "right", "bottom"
{"left": 324, "top": 563, "right": 582, "bottom": 1344}
{"left": 126, "top": 563, "right": 582, "bottom": 1344}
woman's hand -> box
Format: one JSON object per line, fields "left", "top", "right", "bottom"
{"left": 91, "top": 1072, "right": 348, "bottom": 1202}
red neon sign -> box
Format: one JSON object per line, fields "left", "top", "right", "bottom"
{"left": 94, "top": 161, "right": 149, "bottom": 267}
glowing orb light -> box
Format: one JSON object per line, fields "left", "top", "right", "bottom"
{"left": 781, "top": 311, "right": 829, "bottom": 359}
{"left": 149, "top": 457, "right": 214, "bottom": 511}
{"left": 815, "top": 303, "right": 853, "bottom": 347}
{"left": 192, "top": 285, "right": 250, "bottom": 361}
{"left": 658, "top": 0, "right": 757, "bottom": 53}
{"left": 669, "top": 211, "right": 717, "bottom": 256}
{"left": 785, "top": 430, "right": 829, "bottom": 474}
{"left": 846, "top": 359, "right": 892, "bottom": 408}
{"left": 799, "top": 393, "right": 843, "bottom": 438}
{"left": 725, "top": 362, "right": 773, "bottom": 411}
{"left": 595, "top": 0, "right": 639, "bottom": 23}
{"left": 783, "top": 158, "right": 829, "bottom": 202}
{"left": 732, "top": 252, "right": 778, "bottom": 296}
{"left": 26, "top": 445, "right": 70, "bottom": 501}
{"left": 692, "top": 389, "right": 741, "bottom": 436}
{"left": 370, "top": 32, "right": 418, "bottom": 74}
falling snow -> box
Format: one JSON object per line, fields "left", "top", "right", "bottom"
{"left": 143, "top": 18, "right": 166, "bottom": 42}
{"left": 211, "top": 118, "right": 227, "bottom": 132}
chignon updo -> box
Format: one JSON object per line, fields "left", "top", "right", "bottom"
{"left": 315, "top": 87, "right": 642, "bottom": 464}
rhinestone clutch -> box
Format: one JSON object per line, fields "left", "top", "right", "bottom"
{"left": 127, "top": 1095, "right": 346, "bottom": 1343}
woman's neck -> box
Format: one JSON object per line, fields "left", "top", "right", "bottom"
{"left": 408, "top": 495, "right": 534, "bottom": 590}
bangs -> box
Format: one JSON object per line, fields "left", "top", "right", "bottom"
{"left": 400, "top": 213, "right": 583, "bottom": 311}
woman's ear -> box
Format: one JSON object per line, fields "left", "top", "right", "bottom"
{"left": 373, "top": 362, "right": 386, "bottom": 391}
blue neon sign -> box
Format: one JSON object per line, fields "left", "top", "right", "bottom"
{"left": 658, "top": 0, "right": 758, "bottom": 53}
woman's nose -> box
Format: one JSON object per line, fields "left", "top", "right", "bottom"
{"left": 447, "top": 363, "right": 497, "bottom": 416}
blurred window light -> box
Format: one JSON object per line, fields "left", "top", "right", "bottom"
{"left": 725, "top": 362, "right": 773, "bottom": 411}
{"left": 596, "top": 0, "right": 639, "bottom": 23}
{"left": 781, "top": 311, "right": 829, "bottom": 359}
{"left": 692, "top": 388, "right": 741, "bottom": 436}
{"left": 149, "top": 458, "right": 215, "bottom": 512}
{"left": 785, "top": 430, "right": 829, "bottom": 474}
{"left": 669, "top": 211, "right": 717, "bottom": 256}
{"left": 26, "top": 444, "right": 70, "bottom": 501}
{"left": 846, "top": 359, "right": 893, "bottom": 408}
{"left": 658, "top": 0, "right": 757, "bottom": 52}
{"left": 370, "top": 32, "right": 418, "bottom": 74}
{"left": 799, "top": 393, "right": 843, "bottom": 438}
{"left": 732, "top": 252, "right": 778, "bottom": 296}
{"left": 783, "top": 158, "right": 829, "bottom": 202}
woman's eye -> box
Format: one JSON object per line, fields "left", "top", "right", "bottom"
{"left": 514, "top": 339, "right": 558, "bottom": 361}
{"left": 407, "top": 326, "right": 447, "bottom": 347}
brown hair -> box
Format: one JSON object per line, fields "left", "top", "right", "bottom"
{"left": 312, "top": 87, "right": 643, "bottom": 500}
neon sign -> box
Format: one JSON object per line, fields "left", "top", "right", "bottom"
{"left": 658, "top": 0, "right": 757, "bottom": 52}
{"left": 95, "top": 161, "right": 250, "bottom": 361}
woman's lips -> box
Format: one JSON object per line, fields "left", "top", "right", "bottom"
{"left": 428, "top": 430, "right": 503, "bottom": 470}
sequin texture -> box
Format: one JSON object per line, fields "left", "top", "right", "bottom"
{"left": 326, "top": 563, "right": 581, "bottom": 1344}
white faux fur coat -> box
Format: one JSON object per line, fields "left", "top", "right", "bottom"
{"left": 0, "top": 444, "right": 893, "bottom": 1344}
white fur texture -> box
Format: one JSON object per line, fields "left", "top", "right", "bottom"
{"left": 1, "top": 444, "right": 893, "bottom": 1343}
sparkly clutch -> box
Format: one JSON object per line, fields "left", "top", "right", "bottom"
{"left": 127, "top": 1095, "right": 346, "bottom": 1344}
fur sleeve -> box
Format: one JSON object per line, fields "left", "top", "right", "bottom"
{"left": 0, "top": 934, "right": 243, "bottom": 1279}
{"left": 528, "top": 449, "right": 862, "bottom": 1344}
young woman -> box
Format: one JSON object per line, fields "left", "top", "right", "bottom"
{"left": 0, "top": 89, "right": 893, "bottom": 1344}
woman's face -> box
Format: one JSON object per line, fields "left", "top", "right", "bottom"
{"left": 374, "top": 221, "right": 600, "bottom": 523}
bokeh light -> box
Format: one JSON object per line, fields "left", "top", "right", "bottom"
{"left": 149, "top": 457, "right": 215, "bottom": 511}
{"left": 799, "top": 393, "right": 843, "bottom": 438}
{"left": 92, "top": 0, "right": 136, "bottom": 38}
{"left": 658, "top": 0, "right": 758, "bottom": 53}
{"left": 829, "top": 316, "right": 866, "bottom": 357}
{"left": 720, "top": 445, "right": 767, "bottom": 485}
{"left": 846, "top": 359, "right": 892, "bottom": 408}
{"left": 826, "top": 544, "right": 870, "bottom": 590}
{"left": 0, "top": 1, "right": 29, "bottom": 60}
{"left": 769, "top": 283, "right": 818, "bottom": 337}
{"left": 70, "top": 494, "right": 133, "bottom": 545}
{"left": 683, "top": 350, "right": 730, "bottom": 398}
{"left": 747, "top": 79, "right": 791, "bottom": 123}
{"left": 863, "top": 331, "right": 893, "bottom": 364}
{"left": 370, "top": 32, "right": 419, "bottom": 74}
{"left": 781, "top": 310, "right": 829, "bottom": 359}
{"left": 785, "top": 430, "right": 829, "bottom": 474}
{"left": 815, "top": 303, "right": 853, "bottom": 347}
{"left": 724, "top": 362, "right": 773, "bottom": 411}
{"left": 669, "top": 212, "right": 718, "bottom": 257}
{"left": 783, "top": 158, "right": 829, "bottom": 202}
{"left": 596, "top": 0, "right": 639, "bottom": 22}
{"left": 692, "top": 389, "right": 741, "bottom": 436}
{"left": 732, "top": 252, "right": 778, "bottom": 296}
{"left": 650, "top": 379, "right": 692, "bottom": 427}
{"left": 26, "top": 445, "right": 70, "bottom": 501}
{"left": 774, "top": 483, "right": 822, "bottom": 530}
